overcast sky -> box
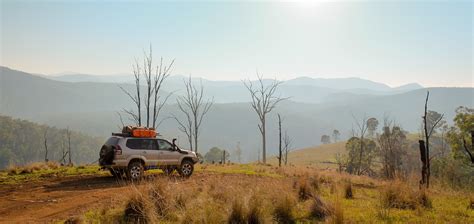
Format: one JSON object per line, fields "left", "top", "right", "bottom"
{"left": 1, "top": 0, "right": 472, "bottom": 87}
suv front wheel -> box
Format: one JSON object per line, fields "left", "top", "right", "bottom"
{"left": 127, "top": 161, "right": 144, "bottom": 180}
{"left": 178, "top": 160, "right": 194, "bottom": 177}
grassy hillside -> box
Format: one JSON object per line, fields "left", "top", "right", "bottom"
{"left": 269, "top": 142, "right": 346, "bottom": 168}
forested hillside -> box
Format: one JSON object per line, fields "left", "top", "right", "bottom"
{"left": 0, "top": 116, "right": 103, "bottom": 169}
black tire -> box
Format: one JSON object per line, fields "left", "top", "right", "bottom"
{"left": 162, "top": 166, "right": 175, "bottom": 175}
{"left": 178, "top": 160, "right": 194, "bottom": 177}
{"left": 127, "top": 161, "right": 144, "bottom": 180}
{"left": 99, "top": 145, "right": 114, "bottom": 166}
{"left": 109, "top": 168, "right": 124, "bottom": 178}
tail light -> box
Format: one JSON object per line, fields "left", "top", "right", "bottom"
{"left": 114, "top": 145, "right": 122, "bottom": 155}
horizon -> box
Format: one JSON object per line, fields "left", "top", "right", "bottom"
{"left": 1, "top": 1, "right": 473, "bottom": 88}
{"left": 1, "top": 65, "right": 426, "bottom": 88}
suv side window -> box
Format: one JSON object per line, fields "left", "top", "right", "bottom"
{"left": 104, "top": 137, "right": 119, "bottom": 146}
{"left": 157, "top": 139, "right": 174, "bottom": 151}
{"left": 126, "top": 139, "right": 158, "bottom": 150}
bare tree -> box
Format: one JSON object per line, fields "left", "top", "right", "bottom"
{"left": 43, "top": 127, "right": 49, "bottom": 162}
{"left": 121, "top": 46, "right": 174, "bottom": 128}
{"left": 421, "top": 91, "right": 444, "bottom": 188}
{"left": 60, "top": 129, "right": 69, "bottom": 165}
{"left": 243, "top": 75, "right": 286, "bottom": 164}
{"left": 144, "top": 47, "right": 153, "bottom": 128}
{"left": 120, "top": 60, "right": 142, "bottom": 126}
{"left": 352, "top": 115, "right": 369, "bottom": 175}
{"left": 174, "top": 76, "right": 213, "bottom": 153}
{"left": 67, "top": 127, "right": 72, "bottom": 166}
{"left": 283, "top": 131, "right": 292, "bottom": 165}
{"left": 174, "top": 100, "right": 194, "bottom": 151}
{"left": 152, "top": 57, "right": 174, "bottom": 129}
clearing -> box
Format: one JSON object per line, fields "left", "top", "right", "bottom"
{"left": 0, "top": 163, "right": 473, "bottom": 223}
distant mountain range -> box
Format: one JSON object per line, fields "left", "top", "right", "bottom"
{"left": 1, "top": 66, "right": 472, "bottom": 162}
{"left": 46, "top": 72, "right": 423, "bottom": 104}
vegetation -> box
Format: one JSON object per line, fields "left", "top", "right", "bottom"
{"left": 173, "top": 76, "right": 214, "bottom": 154}
{"left": 66, "top": 164, "right": 474, "bottom": 223}
{"left": 431, "top": 106, "right": 474, "bottom": 190}
{"left": 0, "top": 162, "right": 104, "bottom": 185}
{"left": 0, "top": 115, "right": 103, "bottom": 169}
{"left": 203, "top": 147, "right": 230, "bottom": 164}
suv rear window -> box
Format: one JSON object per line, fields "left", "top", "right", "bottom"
{"left": 104, "top": 137, "right": 119, "bottom": 146}
{"left": 126, "top": 139, "right": 157, "bottom": 150}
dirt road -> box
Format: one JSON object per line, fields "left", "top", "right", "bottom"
{"left": 0, "top": 174, "right": 131, "bottom": 223}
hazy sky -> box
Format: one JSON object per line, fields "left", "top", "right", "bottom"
{"left": 1, "top": 0, "right": 472, "bottom": 87}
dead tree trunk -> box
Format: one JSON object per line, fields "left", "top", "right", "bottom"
{"left": 419, "top": 140, "right": 427, "bottom": 186}
{"left": 67, "top": 127, "right": 72, "bottom": 166}
{"left": 421, "top": 91, "right": 444, "bottom": 188}
{"left": 144, "top": 46, "right": 153, "bottom": 128}
{"left": 43, "top": 127, "right": 49, "bottom": 162}
{"left": 222, "top": 150, "right": 226, "bottom": 165}
{"left": 278, "top": 114, "right": 282, "bottom": 167}
{"left": 283, "top": 131, "right": 292, "bottom": 165}
{"left": 423, "top": 92, "right": 430, "bottom": 188}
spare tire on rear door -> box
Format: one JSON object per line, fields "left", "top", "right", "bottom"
{"left": 99, "top": 145, "right": 115, "bottom": 166}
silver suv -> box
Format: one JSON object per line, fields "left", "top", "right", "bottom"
{"left": 99, "top": 136, "right": 199, "bottom": 179}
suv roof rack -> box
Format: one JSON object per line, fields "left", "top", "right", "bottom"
{"left": 112, "top": 133, "right": 130, "bottom": 137}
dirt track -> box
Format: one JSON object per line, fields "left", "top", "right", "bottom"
{"left": 0, "top": 174, "right": 132, "bottom": 223}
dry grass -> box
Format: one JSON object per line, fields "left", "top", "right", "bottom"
{"left": 7, "top": 161, "right": 61, "bottom": 175}
{"left": 469, "top": 196, "right": 474, "bottom": 210}
{"left": 269, "top": 142, "right": 346, "bottom": 168}
{"left": 309, "top": 195, "right": 334, "bottom": 220}
{"left": 228, "top": 199, "right": 246, "bottom": 224}
{"left": 273, "top": 195, "right": 296, "bottom": 224}
{"left": 75, "top": 164, "right": 474, "bottom": 223}
{"left": 247, "top": 195, "right": 264, "bottom": 224}
{"left": 344, "top": 180, "right": 353, "bottom": 199}
{"left": 380, "top": 181, "right": 432, "bottom": 210}
{"left": 297, "top": 177, "right": 313, "bottom": 201}
{"left": 331, "top": 197, "right": 344, "bottom": 224}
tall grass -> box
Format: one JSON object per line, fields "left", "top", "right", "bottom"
{"left": 7, "top": 161, "right": 61, "bottom": 175}
{"left": 309, "top": 195, "right": 333, "bottom": 220}
{"left": 380, "top": 181, "right": 432, "bottom": 210}
{"left": 273, "top": 196, "right": 296, "bottom": 224}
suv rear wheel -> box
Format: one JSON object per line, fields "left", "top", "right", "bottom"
{"left": 178, "top": 160, "right": 194, "bottom": 177}
{"left": 127, "top": 161, "right": 144, "bottom": 180}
